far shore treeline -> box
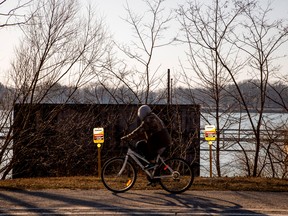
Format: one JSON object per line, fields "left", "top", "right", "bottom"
{"left": 0, "top": 80, "right": 287, "bottom": 111}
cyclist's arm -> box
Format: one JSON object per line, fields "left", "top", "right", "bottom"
{"left": 122, "top": 121, "right": 145, "bottom": 140}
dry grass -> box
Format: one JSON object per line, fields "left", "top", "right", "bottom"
{"left": 192, "top": 177, "right": 288, "bottom": 191}
{"left": 0, "top": 176, "right": 287, "bottom": 191}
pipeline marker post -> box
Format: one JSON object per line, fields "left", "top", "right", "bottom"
{"left": 93, "top": 128, "right": 104, "bottom": 178}
{"left": 204, "top": 125, "right": 217, "bottom": 178}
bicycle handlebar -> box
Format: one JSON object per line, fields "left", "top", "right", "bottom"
{"left": 120, "top": 139, "right": 135, "bottom": 148}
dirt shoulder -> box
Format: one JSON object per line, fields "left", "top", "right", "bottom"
{"left": 0, "top": 176, "right": 287, "bottom": 191}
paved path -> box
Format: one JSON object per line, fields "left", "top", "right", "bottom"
{"left": 0, "top": 189, "right": 287, "bottom": 215}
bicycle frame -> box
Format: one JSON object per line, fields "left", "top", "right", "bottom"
{"left": 102, "top": 143, "right": 194, "bottom": 194}
{"left": 118, "top": 147, "right": 174, "bottom": 179}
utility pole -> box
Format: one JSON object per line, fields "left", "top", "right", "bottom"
{"left": 167, "top": 69, "right": 170, "bottom": 105}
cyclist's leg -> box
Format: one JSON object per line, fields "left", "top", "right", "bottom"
{"left": 145, "top": 147, "right": 167, "bottom": 186}
{"left": 157, "top": 147, "right": 166, "bottom": 156}
{"left": 135, "top": 140, "right": 148, "bottom": 157}
{"left": 147, "top": 128, "right": 170, "bottom": 161}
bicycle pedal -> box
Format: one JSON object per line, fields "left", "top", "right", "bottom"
{"left": 147, "top": 181, "right": 157, "bottom": 187}
{"left": 147, "top": 181, "right": 153, "bottom": 186}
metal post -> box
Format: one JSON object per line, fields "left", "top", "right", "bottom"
{"left": 98, "top": 145, "right": 101, "bottom": 178}
{"left": 167, "top": 69, "right": 170, "bottom": 105}
{"left": 209, "top": 142, "right": 212, "bottom": 178}
{"left": 93, "top": 127, "right": 104, "bottom": 178}
{"left": 170, "top": 78, "right": 173, "bottom": 104}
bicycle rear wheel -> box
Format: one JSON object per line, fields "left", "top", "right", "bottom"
{"left": 159, "top": 158, "right": 194, "bottom": 194}
{"left": 101, "top": 157, "right": 137, "bottom": 193}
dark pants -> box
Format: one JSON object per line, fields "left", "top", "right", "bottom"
{"left": 136, "top": 129, "right": 171, "bottom": 160}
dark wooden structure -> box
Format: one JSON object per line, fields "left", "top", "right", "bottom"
{"left": 13, "top": 104, "right": 200, "bottom": 178}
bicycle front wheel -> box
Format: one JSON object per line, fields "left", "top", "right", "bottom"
{"left": 101, "top": 157, "right": 137, "bottom": 193}
{"left": 159, "top": 158, "right": 194, "bottom": 194}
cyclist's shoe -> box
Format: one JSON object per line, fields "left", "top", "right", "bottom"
{"left": 147, "top": 178, "right": 159, "bottom": 187}
{"left": 147, "top": 181, "right": 156, "bottom": 187}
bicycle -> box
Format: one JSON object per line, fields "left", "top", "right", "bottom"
{"left": 101, "top": 141, "right": 194, "bottom": 194}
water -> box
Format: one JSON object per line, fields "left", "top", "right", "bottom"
{"left": 199, "top": 112, "right": 288, "bottom": 177}
{"left": 0, "top": 110, "right": 12, "bottom": 179}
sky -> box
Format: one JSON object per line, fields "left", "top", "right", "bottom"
{"left": 92, "top": 0, "right": 288, "bottom": 85}
{"left": 0, "top": 0, "right": 288, "bottom": 86}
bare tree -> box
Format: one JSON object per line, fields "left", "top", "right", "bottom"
{"left": 0, "top": 0, "right": 113, "bottom": 179}
{"left": 10, "top": 0, "right": 113, "bottom": 104}
{"left": 0, "top": 0, "right": 33, "bottom": 28}
{"left": 177, "top": 0, "right": 251, "bottom": 177}
{"left": 178, "top": 0, "right": 288, "bottom": 177}
{"left": 117, "top": 0, "right": 173, "bottom": 104}
{"left": 267, "top": 81, "right": 288, "bottom": 112}
{"left": 223, "top": 1, "right": 288, "bottom": 177}
{"left": 0, "top": 0, "right": 34, "bottom": 179}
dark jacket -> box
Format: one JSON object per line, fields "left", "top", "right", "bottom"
{"left": 124, "top": 112, "right": 171, "bottom": 156}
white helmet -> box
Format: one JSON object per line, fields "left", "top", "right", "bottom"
{"left": 137, "top": 105, "right": 152, "bottom": 121}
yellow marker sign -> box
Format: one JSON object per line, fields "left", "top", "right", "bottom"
{"left": 93, "top": 127, "right": 104, "bottom": 178}
{"left": 204, "top": 125, "right": 216, "bottom": 144}
{"left": 93, "top": 127, "right": 104, "bottom": 145}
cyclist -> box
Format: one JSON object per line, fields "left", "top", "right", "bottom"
{"left": 121, "top": 105, "right": 171, "bottom": 169}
